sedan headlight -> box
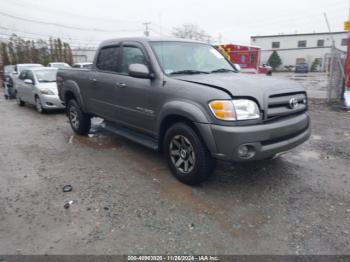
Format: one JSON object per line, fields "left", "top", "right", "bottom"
{"left": 39, "top": 89, "right": 55, "bottom": 95}
{"left": 209, "top": 99, "right": 260, "bottom": 121}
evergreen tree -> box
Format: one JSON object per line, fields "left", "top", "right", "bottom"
{"left": 268, "top": 51, "right": 282, "bottom": 71}
{"left": 57, "top": 38, "right": 63, "bottom": 61}
{"left": 8, "top": 41, "right": 17, "bottom": 65}
{"left": 311, "top": 58, "right": 321, "bottom": 72}
{"left": 0, "top": 43, "right": 11, "bottom": 65}
{"left": 1, "top": 35, "right": 74, "bottom": 66}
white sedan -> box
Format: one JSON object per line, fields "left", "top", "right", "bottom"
{"left": 15, "top": 67, "right": 65, "bottom": 113}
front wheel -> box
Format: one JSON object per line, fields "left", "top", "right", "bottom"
{"left": 67, "top": 99, "right": 91, "bottom": 135}
{"left": 163, "top": 123, "right": 216, "bottom": 185}
{"left": 16, "top": 95, "right": 25, "bottom": 106}
{"left": 35, "top": 97, "right": 45, "bottom": 114}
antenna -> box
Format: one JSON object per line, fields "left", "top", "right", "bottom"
{"left": 143, "top": 22, "right": 151, "bottom": 37}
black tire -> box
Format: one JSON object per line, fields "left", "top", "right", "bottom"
{"left": 16, "top": 94, "right": 25, "bottom": 106}
{"left": 35, "top": 97, "right": 45, "bottom": 114}
{"left": 67, "top": 99, "right": 91, "bottom": 135}
{"left": 163, "top": 122, "right": 216, "bottom": 185}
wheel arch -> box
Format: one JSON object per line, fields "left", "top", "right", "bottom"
{"left": 62, "top": 80, "right": 87, "bottom": 112}
{"left": 158, "top": 103, "right": 216, "bottom": 156}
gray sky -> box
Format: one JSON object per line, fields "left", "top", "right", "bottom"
{"left": 0, "top": 0, "right": 348, "bottom": 48}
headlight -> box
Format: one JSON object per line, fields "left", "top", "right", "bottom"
{"left": 39, "top": 89, "right": 55, "bottom": 95}
{"left": 209, "top": 99, "right": 260, "bottom": 121}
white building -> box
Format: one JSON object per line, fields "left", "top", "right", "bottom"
{"left": 251, "top": 32, "right": 348, "bottom": 71}
{"left": 71, "top": 48, "right": 97, "bottom": 63}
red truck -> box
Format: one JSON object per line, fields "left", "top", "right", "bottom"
{"left": 215, "top": 43, "right": 272, "bottom": 75}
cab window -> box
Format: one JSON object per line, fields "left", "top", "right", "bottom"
{"left": 96, "top": 46, "right": 121, "bottom": 73}
{"left": 19, "top": 71, "right": 27, "bottom": 80}
{"left": 121, "top": 46, "right": 147, "bottom": 74}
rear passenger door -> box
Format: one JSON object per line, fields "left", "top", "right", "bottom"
{"left": 87, "top": 45, "right": 122, "bottom": 120}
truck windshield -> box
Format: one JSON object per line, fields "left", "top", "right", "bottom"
{"left": 151, "top": 41, "right": 236, "bottom": 75}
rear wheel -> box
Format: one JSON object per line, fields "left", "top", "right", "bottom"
{"left": 163, "top": 122, "right": 216, "bottom": 185}
{"left": 67, "top": 99, "right": 91, "bottom": 135}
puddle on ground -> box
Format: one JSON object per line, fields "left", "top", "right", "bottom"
{"left": 66, "top": 117, "right": 124, "bottom": 149}
{"left": 68, "top": 133, "right": 124, "bottom": 149}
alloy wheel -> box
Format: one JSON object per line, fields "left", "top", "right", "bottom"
{"left": 36, "top": 98, "right": 43, "bottom": 113}
{"left": 69, "top": 106, "right": 79, "bottom": 129}
{"left": 169, "top": 135, "right": 196, "bottom": 174}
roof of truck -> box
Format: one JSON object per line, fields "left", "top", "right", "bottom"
{"left": 99, "top": 37, "right": 207, "bottom": 47}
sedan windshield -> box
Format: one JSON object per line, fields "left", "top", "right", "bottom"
{"left": 151, "top": 41, "right": 236, "bottom": 75}
{"left": 35, "top": 70, "right": 57, "bottom": 83}
{"left": 52, "top": 63, "right": 71, "bottom": 69}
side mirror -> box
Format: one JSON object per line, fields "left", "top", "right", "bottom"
{"left": 234, "top": 64, "right": 241, "bottom": 72}
{"left": 24, "top": 79, "right": 33, "bottom": 85}
{"left": 129, "top": 64, "right": 152, "bottom": 79}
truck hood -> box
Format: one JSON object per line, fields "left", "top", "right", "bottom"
{"left": 173, "top": 73, "right": 305, "bottom": 104}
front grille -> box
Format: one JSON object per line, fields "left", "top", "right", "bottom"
{"left": 266, "top": 92, "right": 307, "bottom": 120}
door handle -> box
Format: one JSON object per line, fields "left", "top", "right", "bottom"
{"left": 116, "top": 82, "right": 127, "bottom": 88}
{"left": 89, "top": 78, "right": 97, "bottom": 83}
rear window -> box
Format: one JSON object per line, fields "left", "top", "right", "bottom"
{"left": 96, "top": 46, "right": 120, "bottom": 72}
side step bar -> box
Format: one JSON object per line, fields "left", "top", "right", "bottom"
{"left": 102, "top": 122, "right": 159, "bottom": 151}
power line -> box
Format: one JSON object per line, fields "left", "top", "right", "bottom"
{"left": 0, "top": 11, "right": 143, "bottom": 33}
{"left": 0, "top": 25, "right": 100, "bottom": 45}
{"left": 0, "top": 33, "right": 96, "bottom": 49}
{"left": 4, "top": 0, "right": 143, "bottom": 24}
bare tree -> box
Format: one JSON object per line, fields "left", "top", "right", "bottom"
{"left": 172, "top": 24, "right": 212, "bottom": 43}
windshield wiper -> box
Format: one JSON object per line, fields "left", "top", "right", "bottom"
{"left": 211, "top": 68, "right": 236, "bottom": 73}
{"left": 170, "top": 70, "right": 210, "bottom": 75}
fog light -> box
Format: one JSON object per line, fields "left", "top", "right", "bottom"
{"left": 238, "top": 145, "right": 249, "bottom": 157}
{"left": 237, "top": 145, "right": 256, "bottom": 159}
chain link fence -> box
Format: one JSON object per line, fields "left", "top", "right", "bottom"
{"left": 326, "top": 48, "right": 346, "bottom": 103}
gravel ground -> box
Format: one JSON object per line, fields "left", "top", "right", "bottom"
{"left": 0, "top": 76, "right": 349, "bottom": 255}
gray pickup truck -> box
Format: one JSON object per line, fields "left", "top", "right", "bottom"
{"left": 57, "top": 37, "right": 310, "bottom": 185}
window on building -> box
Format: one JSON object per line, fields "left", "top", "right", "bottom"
{"left": 342, "top": 39, "right": 347, "bottom": 46}
{"left": 317, "top": 40, "right": 324, "bottom": 47}
{"left": 272, "top": 42, "right": 280, "bottom": 48}
{"left": 250, "top": 53, "right": 255, "bottom": 64}
{"left": 298, "top": 40, "right": 307, "bottom": 48}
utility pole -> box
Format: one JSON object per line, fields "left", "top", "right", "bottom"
{"left": 143, "top": 22, "right": 151, "bottom": 37}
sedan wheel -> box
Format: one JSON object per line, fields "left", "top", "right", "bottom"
{"left": 16, "top": 95, "right": 25, "bottom": 106}
{"left": 35, "top": 97, "right": 44, "bottom": 113}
